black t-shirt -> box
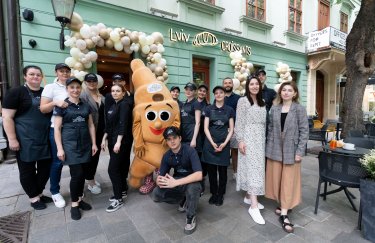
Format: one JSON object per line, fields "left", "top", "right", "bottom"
{"left": 2, "top": 86, "right": 43, "bottom": 116}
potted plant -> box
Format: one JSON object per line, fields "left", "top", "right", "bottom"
{"left": 359, "top": 149, "right": 375, "bottom": 242}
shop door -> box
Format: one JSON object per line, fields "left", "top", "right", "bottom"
{"left": 96, "top": 48, "right": 133, "bottom": 95}
{"left": 316, "top": 71, "right": 325, "bottom": 121}
{"left": 193, "top": 58, "right": 210, "bottom": 100}
{"left": 318, "top": 0, "right": 330, "bottom": 30}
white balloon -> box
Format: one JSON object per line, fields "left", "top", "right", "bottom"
{"left": 247, "top": 62, "right": 253, "bottom": 70}
{"left": 109, "top": 31, "right": 120, "bottom": 42}
{"left": 157, "top": 44, "right": 165, "bottom": 53}
{"left": 83, "top": 62, "right": 92, "bottom": 69}
{"left": 149, "top": 63, "right": 157, "bottom": 72}
{"left": 90, "top": 25, "right": 99, "bottom": 35}
{"left": 114, "top": 41, "right": 123, "bottom": 51}
{"left": 230, "top": 52, "right": 236, "bottom": 59}
{"left": 121, "top": 36, "right": 130, "bottom": 46}
{"left": 97, "top": 38, "right": 104, "bottom": 47}
{"left": 139, "top": 35, "right": 147, "bottom": 46}
{"left": 80, "top": 24, "right": 91, "bottom": 39}
{"left": 76, "top": 39, "right": 87, "bottom": 50}
{"left": 288, "top": 76, "right": 293, "bottom": 81}
{"left": 65, "top": 57, "right": 77, "bottom": 67}
{"left": 124, "top": 46, "right": 133, "bottom": 54}
{"left": 233, "top": 78, "right": 240, "bottom": 90}
{"left": 150, "top": 44, "right": 158, "bottom": 53}
{"left": 159, "top": 58, "right": 167, "bottom": 68}
{"left": 133, "top": 43, "right": 140, "bottom": 52}
{"left": 230, "top": 60, "right": 236, "bottom": 66}
{"left": 76, "top": 71, "right": 86, "bottom": 81}
{"left": 151, "top": 32, "right": 164, "bottom": 44}
{"left": 96, "top": 74, "right": 104, "bottom": 89}
{"left": 64, "top": 39, "right": 74, "bottom": 47}
{"left": 87, "top": 51, "right": 98, "bottom": 61}
{"left": 70, "top": 47, "right": 81, "bottom": 59}
{"left": 141, "top": 45, "right": 150, "bottom": 54}
{"left": 80, "top": 57, "right": 88, "bottom": 64}
{"left": 97, "top": 23, "right": 106, "bottom": 30}
{"left": 153, "top": 53, "right": 162, "bottom": 63}
{"left": 146, "top": 36, "right": 154, "bottom": 45}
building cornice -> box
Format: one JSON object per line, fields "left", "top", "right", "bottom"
{"left": 239, "top": 15, "right": 274, "bottom": 30}
{"left": 177, "top": 0, "right": 225, "bottom": 14}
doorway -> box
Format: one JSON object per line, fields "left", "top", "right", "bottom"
{"left": 192, "top": 57, "right": 210, "bottom": 100}
{"left": 316, "top": 71, "right": 325, "bottom": 121}
{"left": 96, "top": 48, "right": 133, "bottom": 95}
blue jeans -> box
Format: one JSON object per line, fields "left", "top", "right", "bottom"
{"left": 49, "top": 128, "right": 63, "bottom": 195}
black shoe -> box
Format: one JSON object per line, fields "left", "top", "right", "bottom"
{"left": 40, "top": 195, "right": 53, "bottom": 203}
{"left": 30, "top": 200, "right": 46, "bottom": 210}
{"left": 71, "top": 206, "right": 81, "bottom": 220}
{"left": 208, "top": 194, "right": 217, "bottom": 205}
{"left": 184, "top": 216, "right": 197, "bottom": 235}
{"left": 106, "top": 199, "right": 124, "bottom": 213}
{"left": 78, "top": 200, "right": 92, "bottom": 211}
{"left": 215, "top": 195, "right": 224, "bottom": 206}
{"left": 109, "top": 191, "right": 128, "bottom": 202}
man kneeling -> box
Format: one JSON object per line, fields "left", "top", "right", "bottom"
{"left": 152, "top": 126, "right": 202, "bottom": 235}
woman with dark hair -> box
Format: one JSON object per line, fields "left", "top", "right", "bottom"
{"left": 265, "top": 81, "right": 309, "bottom": 233}
{"left": 54, "top": 77, "right": 98, "bottom": 220}
{"left": 80, "top": 73, "right": 105, "bottom": 194}
{"left": 2, "top": 65, "right": 52, "bottom": 210}
{"left": 101, "top": 84, "right": 133, "bottom": 213}
{"left": 235, "top": 76, "right": 267, "bottom": 224}
{"left": 202, "top": 86, "right": 234, "bottom": 206}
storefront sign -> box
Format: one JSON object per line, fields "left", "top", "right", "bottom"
{"left": 169, "top": 28, "right": 252, "bottom": 55}
{"left": 306, "top": 27, "right": 347, "bottom": 52}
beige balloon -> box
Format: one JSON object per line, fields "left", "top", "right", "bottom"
{"left": 99, "top": 29, "right": 110, "bottom": 40}
{"left": 162, "top": 72, "right": 168, "bottom": 80}
{"left": 154, "top": 66, "right": 164, "bottom": 76}
{"left": 67, "top": 12, "right": 83, "bottom": 31}
{"left": 74, "top": 62, "right": 84, "bottom": 71}
{"left": 85, "top": 39, "right": 95, "bottom": 49}
{"left": 156, "top": 76, "right": 164, "bottom": 82}
{"left": 105, "top": 39, "right": 114, "bottom": 49}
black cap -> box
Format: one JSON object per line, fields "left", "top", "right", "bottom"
{"left": 184, "top": 82, "right": 197, "bottom": 90}
{"left": 55, "top": 63, "right": 71, "bottom": 71}
{"left": 163, "top": 126, "right": 181, "bottom": 139}
{"left": 198, "top": 84, "right": 208, "bottom": 91}
{"left": 84, "top": 73, "right": 98, "bottom": 82}
{"left": 170, "top": 86, "right": 180, "bottom": 92}
{"left": 66, "top": 77, "right": 82, "bottom": 86}
{"left": 112, "top": 73, "right": 125, "bottom": 81}
{"left": 257, "top": 69, "right": 266, "bottom": 75}
{"left": 212, "top": 85, "right": 225, "bottom": 93}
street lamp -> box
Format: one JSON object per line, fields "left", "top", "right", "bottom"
{"left": 51, "top": 0, "right": 76, "bottom": 50}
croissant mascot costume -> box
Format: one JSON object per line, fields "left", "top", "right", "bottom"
{"left": 128, "top": 59, "right": 180, "bottom": 193}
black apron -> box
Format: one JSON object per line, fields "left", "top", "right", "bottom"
{"left": 61, "top": 101, "right": 91, "bottom": 165}
{"left": 15, "top": 86, "right": 51, "bottom": 162}
{"left": 196, "top": 100, "right": 208, "bottom": 153}
{"left": 202, "top": 108, "right": 231, "bottom": 166}
{"left": 180, "top": 99, "right": 200, "bottom": 144}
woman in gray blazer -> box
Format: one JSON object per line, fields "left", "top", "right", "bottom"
{"left": 265, "top": 81, "right": 308, "bottom": 233}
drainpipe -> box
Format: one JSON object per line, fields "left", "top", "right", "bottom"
{"left": 0, "top": 0, "right": 8, "bottom": 97}
{"left": 6, "top": 0, "right": 21, "bottom": 88}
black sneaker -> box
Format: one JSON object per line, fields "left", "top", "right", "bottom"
{"left": 71, "top": 206, "right": 81, "bottom": 220}
{"left": 208, "top": 194, "right": 217, "bottom": 205}
{"left": 184, "top": 216, "right": 197, "bottom": 235}
{"left": 106, "top": 199, "right": 124, "bottom": 213}
{"left": 109, "top": 191, "right": 127, "bottom": 202}
{"left": 215, "top": 195, "right": 224, "bottom": 206}
{"left": 30, "top": 200, "right": 46, "bottom": 210}
{"left": 40, "top": 195, "right": 53, "bottom": 203}
{"left": 78, "top": 200, "right": 92, "bottom": 211}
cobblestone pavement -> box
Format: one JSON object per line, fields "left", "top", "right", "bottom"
{"left": 0, "top": 142, "right": 370, "bottom": 243}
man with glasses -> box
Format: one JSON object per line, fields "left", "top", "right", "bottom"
{"left": 40, "top": 63, "right": 71, "bottom": 208}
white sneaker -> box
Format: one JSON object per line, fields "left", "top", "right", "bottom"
{"left": 243, "top": 197, "right": 265, "bottom": 209}
{"left": 52, "top": 193, "right": 66, "bottom": 208}
{"left": 88, "top": 184, "right": 101, "bottom": 194}
{"left": 233, "top": 173, "right": 237, "bottom": 180}
{"left": 95, "top": 181, "right": 101, "bottom": 186}
{"left": 248, "top": 207, "right": 265, "bottom": 225}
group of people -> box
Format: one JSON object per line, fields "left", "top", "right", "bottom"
{"left": 154, "top": 69, "right": 308, "bottom": 234}
{"left": 2, "top": 64, "right": 308, "bottom": 235}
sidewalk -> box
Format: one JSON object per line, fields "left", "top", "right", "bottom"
{"left": 0, "top": 142, "right": 370, "bottom": 243}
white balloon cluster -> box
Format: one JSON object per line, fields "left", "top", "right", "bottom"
{"left": 274, "top": 62, "right": 293, "bottom": 92}
{"left": 63, "top": 12, "right": 167, "bottom": 82}
{"left": 229, "top": 51, "right": 254, "bottom": 96}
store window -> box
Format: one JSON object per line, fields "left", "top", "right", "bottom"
{"left": 193, "top": 57, "right": 211, "bottom": 100}
{"left": 289, "top": 0, "right": 302, "bottom": 34}
{"left": 340, "top": 11, "right": 348, "bottom": 33}
{"left": 247, "top": 0, "right": 266, "bottom": 21}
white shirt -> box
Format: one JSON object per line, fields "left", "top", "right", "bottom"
{"left": 41, "top": 80, "right": 67, "bottom": 128}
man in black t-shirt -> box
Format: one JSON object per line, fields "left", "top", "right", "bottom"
{"left": 152, "top": 126, "right": 202, "bottom": 235}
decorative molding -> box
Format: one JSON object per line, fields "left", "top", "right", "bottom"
{"left": 150, "top": 7, "right": 178, "bottom": 19}
{"left": 240, "top": 15, "right": 273, "bottom": 30}
{"left": 284, "top": 30, "right": 307, "bottom": 43}
{"left": 223, "top": 27, "right": 242, "bottom": 35}
{"left": 341, "top": 0, "right": 356, "bottom": 10}
{"left": 177, "top": 0, "right": 225, "bottom": 14}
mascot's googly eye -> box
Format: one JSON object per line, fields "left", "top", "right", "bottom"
{"left": 146, "top": 111, "right": 157, "bottom": 121}
{"left": 159, "top": 110, "right": 171, "bottom": 121}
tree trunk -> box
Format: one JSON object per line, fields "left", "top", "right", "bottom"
{"left": 340, "top": 0, "right": 375, "bottom": 137}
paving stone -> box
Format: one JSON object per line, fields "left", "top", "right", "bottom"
{"left": 225, "top": 219, "right": 259, "bottom": 242}
{"left": 251, "top": 221, "right": 288, "bottom": 242}
{"left": 299, "top": 206, "right": 331, "bottom": 222}
{"left": 332, "top": 230, "right": 371, "bottom": 243}
{"left": 173, "top": 235, "right": 197, "bottom": 243}
{"left": 293, "top": 227, "right": 332, "bottom": 243}
{"left": 67, "top": 216, "right": 103, "bottom": 242}
{"left": 0, "top": 196, "right": 17, "bottom": 207}
{"left": 33, "top": 203, "right": 64, "bottom": 217}
{"left": 276, "top": 234, "right": 307, "bottom": 243}
{"left": 29, "top": 225, "right": 69, "bottom": 243}
{"left": 201, "top": 233, "right": 234, "bottom": 243}
{"left": 96, "top": 206, "right": 130, "bottom": 225}
{"left": 161, "top": 223, "right": 187, "bottom": 241}
{"left": 138, "top": 227, "right": 169, "bottom": 243}
{"left": 245, "top": 234, "right": 272, "bottom": 243}
{"left": 0, "top": 204, "right": 15, "bottom": 217}
{"left": 75, "top": 233, "right": 108, "bottom": 243}
{"left": 108, "top": 230, "right": 146, "bottom": 243}
{"left": 30, "top": 210, "right": 66, "bottom": 233}
{"left": 102, "top": 219, "right": 136, "bottom": 240}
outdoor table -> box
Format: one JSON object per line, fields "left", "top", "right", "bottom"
{"left": 323, "top": 145, "right": 370, "bottom": 157}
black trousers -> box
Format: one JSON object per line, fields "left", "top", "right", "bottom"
{"left": 69, "top": 164, "right": 86, "bottom": 202}
{"left": 206, "top": 164, "right": 227, "bottom": 196}
{"left": 108, "top": 142, "right": 131, "bottom": 199}
{"left": 84, "top": 131, "right": 103, "bottom": 181}
{"left": 17, "top": 155, "right": 52, "bottom": 199}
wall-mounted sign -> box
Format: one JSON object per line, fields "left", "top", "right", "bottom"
{"left": 306, "top": 26, "right": 347, "bottom": 53}
{"left": 169, "top": 28, "right": 252, "bottom": 55}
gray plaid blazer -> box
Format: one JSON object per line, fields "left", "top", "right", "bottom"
{"left": 265, "top": 102, "right": 309, "bottom": 164}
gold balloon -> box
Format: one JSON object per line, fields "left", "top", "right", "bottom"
{"left": 154, "top": 66, "right": 164, "bottom": 76}
{"left": 162, "top": 72, "right": 168, "bottom": 80}
{"left": 156, "top": 76, "right": 164, "bottom": 82}
{"left": 99, "top": 29, "right": 110, "bottom": 40}
{"left": 85, "top": 39, "right": 95, "bottom": 49}
{"left": 105, "top": 39, "right": 114, "bottom": 49}
{"left": 67, "top": 12, "right": 83, "bottom": 31}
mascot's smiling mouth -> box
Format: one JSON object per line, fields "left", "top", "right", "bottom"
{"left": 149, "top": 126, "right": 165, "bottom": 135}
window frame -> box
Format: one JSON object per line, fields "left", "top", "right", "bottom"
{"left": 200, "top": 0, "right": 215, "bottom": 4}
{"left": 246, "top": 0, "right": 266, "bottom": 22}
{"left": 340, "top": 11, "right": 348, "bottom": 33}
{"left": 288, "top": 0, "right": 302, "bottom": 34}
